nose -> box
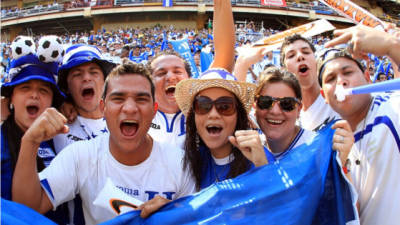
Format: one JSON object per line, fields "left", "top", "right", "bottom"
{"left": 296, "top": 52, "right": 305, "bottom": 62}
{"left": 207, "top": 104, "right": 221, "bottom": 119}
{"left": 30, "top": 89, "right": 39, "bottom": 99}
{"left": 165, "top": 71, "right": 178, "bottom": 83}
{"left": 122, "top": 98, "right": 138, "bottom": 114}
{"left": 336, "top": 74, "right": 348, "bottom": 87}
{"left": 82, "top": 71, "right": 92, "bottom": 81}
{"left": 269, "top": 101, "right": 282, "bottom": 114}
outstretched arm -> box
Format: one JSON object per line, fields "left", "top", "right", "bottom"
{"left": 209, "top": 0, "right": 235, "bottom": 72}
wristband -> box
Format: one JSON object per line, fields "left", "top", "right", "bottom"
{"left": 342, "top": 159, "right": 351, "bottom": 174}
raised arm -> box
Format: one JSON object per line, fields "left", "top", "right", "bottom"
{"left": 325, "top": 25, "right": 400, "bottom": 66}
{"left": 209, "top": 0, "right": 235, "bottom": 72}
{"left": 12, "top": 108, "right": 69, "bottom": 213}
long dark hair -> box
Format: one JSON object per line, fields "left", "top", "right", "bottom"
{"left": 183, "top": 94, "right": 251, "bottom": 190}
{"left": 2, "top": 112, "right": 45, "bottom": 173}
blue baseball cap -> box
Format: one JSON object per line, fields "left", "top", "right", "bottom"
{"left": 57, "top": 44, "right": 116, "bottom": 93}
{"left": 1, "top": 54, "right": 65, "bottom": 108}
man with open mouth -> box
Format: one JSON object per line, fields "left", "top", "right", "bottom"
{"left": 53, "top": 44, "right": 116, "bottom": 225}
{"left": 12, "top": 61, "right": 195, "bottom": 225}
{"left": 280, "top": 34, "right": 340, "bottom": 131}
{"left": 54, "top": 44, "right": 116, "bottom": 153}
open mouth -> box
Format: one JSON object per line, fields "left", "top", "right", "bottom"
{"left": 206, "top": 125, "right": 223, "bottom": 134}
{"left": 120, "top": 120, "right": 138, "bottom": 137}
{"left": 82, "top": 88, "right": 95, "bottom": 99}
{"left": 165, "top": 86, "right": 176, "bottom": 97}
{"left": 298, "top": 65, "right": 309, "bottom": 74}
{"left": 26, "top": 105, "right": 39, "bottom": 116}
{"left": 267, "top": 119, "right": 283, "bottom": 125}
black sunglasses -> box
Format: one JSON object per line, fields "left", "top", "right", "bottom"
{"left": 193, "top": 96, "right": 237, "bottom": 116}
{"left": 256, "top": 95, "right": 300, "bottom": 112}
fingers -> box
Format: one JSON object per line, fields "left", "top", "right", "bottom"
{"left": 324, "top": 30, "right": 352, "bottom": 48}
{"left": 332, "top": 120, "right": 354, "bottom": 165}
{"left": 139, "top": 196, "right": 170, "bottom": 219}
{"left": 233, "top": 130, "right": 267, "bottom": 167}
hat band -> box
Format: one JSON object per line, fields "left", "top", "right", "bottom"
{"left": 10, "top": 65, "right": 55, "bottom": 83}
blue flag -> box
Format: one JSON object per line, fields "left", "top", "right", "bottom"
{"left": 373, "top": 61, "right": 386, "bottom": 83}
{"left": 102, "top": 122, "right": 358, "bottom": 225}
{"left": 1, "top": 198, "right": 57, "bottom": 225}
{"left": 162, "top": 0, "right": 173, "bottom": 7}
{"left": 169, "top": 39, "right": 200, "bottom": 78}
{"left": 200, "top": 50, "right": 213, "bottom": 73}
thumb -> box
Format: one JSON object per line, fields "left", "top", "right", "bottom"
{"left": 228, "top": 136, "right": 239, "bottom": 149}
{"left": 62, "top": 125, "right": 69, "bottom": 134}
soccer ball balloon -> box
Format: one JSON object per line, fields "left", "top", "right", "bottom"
{"left": 10, "top": 36, "right": 35, "bottom": 60}
{"left": 37, "top": 35, "right": 65, "bottom": 63}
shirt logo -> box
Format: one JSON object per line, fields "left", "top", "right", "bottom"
{"left": 150, "top": 123, "right": 161, "bottom": 129}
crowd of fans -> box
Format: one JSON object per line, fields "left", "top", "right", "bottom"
{"left": 1, "top": 0, "right": 400, "bottom": 224}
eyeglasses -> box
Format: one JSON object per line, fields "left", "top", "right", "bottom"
{"left": 256, "top": 95, "right": 300, "bottom": 112}
{"left": 193, "top": 96, "right": 237, "bottom": 116}
{"left": 319, "top": 48, "right": 343, "bottom": 62}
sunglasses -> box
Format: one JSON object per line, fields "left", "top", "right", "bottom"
{"left": 256, "top": 95, "right": 300, "bottom": 112}
{"left": 193, "top": 96, "right": 237, "bottom": 116}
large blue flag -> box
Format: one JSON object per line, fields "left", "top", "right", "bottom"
{"left": 102, "top": 122, "right": 358, "bottom": 225}
{"left": 1, "top": 198, "right": 57, "bottom": 225}
{"left": 2, "top": 124, "right": 357, "bottom": 225}
{"left": 169, "top": 38, "right": 200, "bottom": 78}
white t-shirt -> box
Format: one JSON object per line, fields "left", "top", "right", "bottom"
{"left": 348, "top": 93, "right": 400, "bottom": 225}
{"left": 299, "top": 93, "right": 340, "bottom": 131}
{"left": 148, "top": 111, "right": 186, "bottom": 148}
{"left": 39, "top": 134, "right": 195, "bottom": 225}
{"left": 53, "top": 116, "right": 108, "bottom": 153}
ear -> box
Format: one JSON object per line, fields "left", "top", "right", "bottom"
{"left": 100, "top": 99, "right": 105, "bottom": 114}
{"left": 153, "top": 102, "right": 158, "bottom": 117}
{"left": 320, "top": 88, "right": 329, "bottom": 104}
{"left": 364, "top": 70, "right": 372, "bottom": 84}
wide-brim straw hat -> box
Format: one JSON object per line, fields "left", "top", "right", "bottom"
{"left": 175, "top": 68, "right": 256, "bottom": 117}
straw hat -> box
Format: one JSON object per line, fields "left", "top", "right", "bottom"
{"left": 175, "top": 68, "right": 256, "bottom": 117}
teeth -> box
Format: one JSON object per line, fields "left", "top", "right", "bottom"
{"left": 165, "top": 85, "right": 176, "bottom": 91}
{"left": 267, "top": 119, "right": 283, "bottom": 124}
{"left": 207, "top": 125, "right": 222, "bottom": 129}
{"left": 123, "top": 120, "right": 137, "bottom": 124}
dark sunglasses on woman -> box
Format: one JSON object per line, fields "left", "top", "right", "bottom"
{"left": 193, "top": 96, "right": 237, "bottom": 116}
{"left": 256, "top": 95, "right": 300, "bottom": 112}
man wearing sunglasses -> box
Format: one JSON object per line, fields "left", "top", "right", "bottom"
{"left": 318, "top": 49, "right": 400, "bottom": 225}
{"left": 280, "top": 34, "right": 340, "bottom": 131}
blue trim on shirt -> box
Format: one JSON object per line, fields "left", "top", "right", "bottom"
{"left": 274, "top": 128, "right": 305, "bottom": 159}
{"left": 354, "top": 116, "right": 400, "bottom": 151}
{"left": 159, "top": 111, "right": 181, "bottom": 133}
{"left": 40, "top": 179, "right": 55, "bottom": 200}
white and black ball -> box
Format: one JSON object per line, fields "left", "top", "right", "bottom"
{"left": 37, "top": 35, "right": 65, "bottom": 63}
{"left": 10, "top": 36, "right": 35, "bottom": 60}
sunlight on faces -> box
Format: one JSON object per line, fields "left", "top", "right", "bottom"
{"left": 151, "top": 55, "right": 189, "bottom": 113}
{"left": 194, "top": 88, "right": 237, "bottom": 156}
{"left": 321, "top": 57, "right": 371, "bottom": 118}
{"left": 103, "top": 75, "right": 156, "bottom": 154}
{"left": 255, "top": 82, "right": 301, "bottom": 147}
{"left": 11, "top": 80, "right": 53, "bottom": 132}
{"left": 67, "top": 62, "right": 105, "bottom": 115}
{"left": 283, "top": 40, "right": 318, "bottom": 89}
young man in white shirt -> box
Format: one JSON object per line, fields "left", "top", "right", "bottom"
{"left": 54, "top": 44, "right": 115, "bottom": 154}
{"left": 318, "top": 49, "right": 400, "bottom": 225}
{"left": 12, "top": 61, "right": 195, "bottom": 225}
{"left": 280, "top": 34, "right": 340, "bottom": 131}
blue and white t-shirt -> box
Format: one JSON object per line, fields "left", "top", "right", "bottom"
{"left": 53, "top": 115, "right": 108, "bottom": 153}
{"left": 148, "top": 110, "right": 186, "bottom": 148}
{"left": 348, "top": 93, "right": 400, "bottom": 225}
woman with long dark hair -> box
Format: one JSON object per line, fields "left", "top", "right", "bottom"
{"left": 175, "top": 69, "right": 270, "bottom": 190}
{"left": 1, "top": 35, "right": 68, "bottom": 224}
